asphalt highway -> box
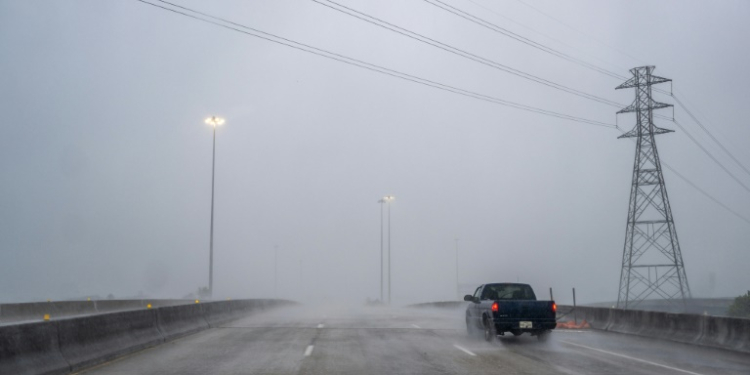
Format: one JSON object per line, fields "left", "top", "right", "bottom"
{"left": 77, "top": 305, "right": 750, "bottom": 375}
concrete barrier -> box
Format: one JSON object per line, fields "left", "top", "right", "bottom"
{"left": 0, "top": 299, "right": 294, "bottom": 374}
{"left": 699, "top": 315, "right": 750, "bottom": 353}
{"left": 93, "top": 299, "right": 192, "bottom": 313}
{"left": 56, "top": 309, "right": 164, "bottom": 372}
{"left": 142, "top": 299, "right": 194, "bottom": 308}
{"left": 229, "top": 299, "right": 262, "bottom": 315}
{"left": 0, "top": 300, "right": 196, "bottom": 324}
{"left": 155, "top": 304, "right": 209, "bottom": 341}
{"left": 92, "top": 300, "right": 144, "bottom": 313}
{"left": 0, "top": 321, "right": 70, "bottom": 375}
{"left": 201, "top": 301, "right": 234, "bottom": 327}
{"left": 407, "top": 301, "right": 469, "bottom": 309}
{"left": 0, "top": 301, "right": 97, "bottom": 324}
{"left": 560, "top": 305, "right": 750, "bottom": 354}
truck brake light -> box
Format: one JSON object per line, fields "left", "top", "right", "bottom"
{"left": 491, "top": 302, "right": 499, "bottom": 312}
{"left": 552, "top": 303, "right": 557, "bottom": 312}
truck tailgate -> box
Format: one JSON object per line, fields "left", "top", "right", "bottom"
{"left": 495, "top": 301, "right": 555, "bottom": 320}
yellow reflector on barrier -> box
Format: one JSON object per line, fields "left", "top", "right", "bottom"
{"left": 195, "top": 300, "right": 200, "bottom": 304}
{"left": 147, "top": 303, "right": 152, "bottom": 309}
{"left": 43, "top": 314, "right": 50, "bottom": 321}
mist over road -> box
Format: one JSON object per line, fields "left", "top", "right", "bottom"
{"left": 78, "top": 306, "right": 750, "bottom": 375}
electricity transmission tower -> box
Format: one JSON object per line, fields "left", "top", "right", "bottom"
{"left": 616, "top": 66, "right": 691, "bottom": 310}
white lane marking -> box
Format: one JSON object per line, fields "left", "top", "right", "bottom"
{"left": 317, "top": 324, "right": 324, "bottom": 329}
{"left": 304, "top": 345, "right": 314, "bottom": 357}
{"left": 411, "top": 324, "right": 421, "bottom": 329}
{"left": 563, "top": 341, "right": 704, "bottom": 375}
{"left": 453, "top": 344, "right": 476, "bottom": 357}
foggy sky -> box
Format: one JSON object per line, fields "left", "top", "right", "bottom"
{"left": 1, "top": 0, "right": 748, "bottom": 305}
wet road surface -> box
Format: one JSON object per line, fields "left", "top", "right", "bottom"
{"left": 77, "top": 305, "right": 750, "bottom": 375}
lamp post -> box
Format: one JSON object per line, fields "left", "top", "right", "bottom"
{"left": 205, "top": 116, "right": 225, "bottom": 299}
{"left": 455, "top": 238, "right": 459, "bottom": 299}
{"left": 274, "top": 245, "right": 278, "bottom": 298}
{"left": 378, "top": 198, "right": 385, "bottom": 303}
{"left": 383, "top": 195, "right": 395, "bottom": 304}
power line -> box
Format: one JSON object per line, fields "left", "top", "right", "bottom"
{"left": 621, "top": 133, "right": 750, "bottom": 226}
{"left": 138, "top": 0, "right": 748, "bottom": 226}
{"left": 667, "top": 91, "right": 745, "bottom": 158}
{"left": 313, "top": 0, "right": 624, "bottom": 108}
{"left": 671, "top": 94, "right": 750, "bottom": 177}
{"left": 660, "top": 160, "right": 750, "bottom": 225}
{"left": 135, "top": 0, "right": 616, "bottom": 128}
{"left": 640, "top": 104, "right": 750, "bottom": 195}
{"left": 462, "top": 0, "right": 633, "bottom": 74}
{"left": 512, "top": 0, "right": 648, "bottom": 66}
{"left": 422, "top": 0, "right": 628, "bottom": 80}
{"left": 442, "top": 0, "right": 750, "bottom": 198}
{"left": 671, "top": 119, "right": 750, "bottom": 194}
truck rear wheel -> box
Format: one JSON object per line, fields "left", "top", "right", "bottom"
{"left": 466, "top": 316, "right": 477, "bottom": 338}
{"left": 536, "top": 330, "right": 551, "bottom": 342}
{"left": 483, "top": 317, "right": 495, "bottom": 342}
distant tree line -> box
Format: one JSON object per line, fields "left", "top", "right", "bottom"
{"left": 727, "top": 291, "right": 750, "bottom": 318}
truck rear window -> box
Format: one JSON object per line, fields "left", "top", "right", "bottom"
{"left": 481, "top": 284, "right": 536, "bottom": 300}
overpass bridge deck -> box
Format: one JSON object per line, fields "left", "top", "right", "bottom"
{"left": 77, "top": 306, "right": 750, "bottom": 375}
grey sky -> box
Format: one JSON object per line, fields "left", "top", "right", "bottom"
{"left": 1, "top": 0, "right": 748, "bottom": 305}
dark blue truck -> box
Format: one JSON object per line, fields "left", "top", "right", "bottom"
{"left": 464, "top": 283, "right": 556, "bottom": 341}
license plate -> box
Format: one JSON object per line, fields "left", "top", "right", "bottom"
{"left": 519, "top": 321, "right": 533, "bottom": 329}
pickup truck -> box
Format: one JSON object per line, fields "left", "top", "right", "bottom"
{"left": 464, "top": 283, "right": 556, "bottom": 341}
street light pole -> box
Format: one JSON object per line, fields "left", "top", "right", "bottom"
{"left": 204, "top": 116, "right": 225, "bottom": 299}
{"left": 383, "top": 195, "right": 394, "bottom": 304}
{"left": 455, "top": 238, "right": 459, "bottom": 300}
{"left": 378, "top": 199, "right": 385, "bottom": 303}
{"left": 274, "top": 245, "right": 278, "bottom": 298}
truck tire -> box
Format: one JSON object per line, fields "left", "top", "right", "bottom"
{"left": 536, "top": 330, "right": 550, "bottom": 342}
{"left": 483, "top": 317, "right": 495, "bottom": 342}
{"left": 466, "top": 316, "right": 477, "bottom": 338}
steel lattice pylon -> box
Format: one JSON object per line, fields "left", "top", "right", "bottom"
{"left": 616, "top": 66, "right": 691, "bottom": 310}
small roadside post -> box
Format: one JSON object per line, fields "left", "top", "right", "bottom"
{"left": 572, "top": 288, "right": 577, "bottom": 325}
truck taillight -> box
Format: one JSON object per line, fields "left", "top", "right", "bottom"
{"left": 491, "top": 302, "right": 499, "bottom": 312}
{"left": 552, "top": 303, "right": 557, "bottom": 312}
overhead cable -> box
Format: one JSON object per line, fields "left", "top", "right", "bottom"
{"left": 622, "top": 134, "right": 750, "bottom": 225}
{"left": 422, "top": 0, "right": 628, "bottom": 80}
{"left": 464, "top": 0, "right": 632, "bottom": 74}
{"left": 670, "top": 119, "right": 750, "bottom": 194}
{"left": 672, "top": 94, "right": 750, "bottom": 177}
{"left": 512, "top": 0, "right": 648, "bottom": 66}
{"left": 313, "top": 0, "right": 624, "bottom": 108}
{"left": 135, "top": 0, "right": 616, "bottom": 128}
{"left": 660, "top": 161, "right": 750, "bottom": 225}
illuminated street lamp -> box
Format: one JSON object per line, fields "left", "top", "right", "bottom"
{"left": 205, "top": 116, "right": 224, "bottom": 298}
{"left": 382, "top": 195, "right": 395, "bottom": 304}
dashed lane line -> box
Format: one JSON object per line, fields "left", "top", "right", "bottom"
{"left": 563, "top": 341, "right": 704, "bottom": 375}
{"left": 411, "top": 324, "right": 421, "bottom": 329}
{"left": 453, "top": 344, "right": 476, "bottom": 357}
{"left": 317, "top": 324, "right": 324, "bottom": 328}
{"left": 304, "top": 345, "right": 314, "bottom": 357}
